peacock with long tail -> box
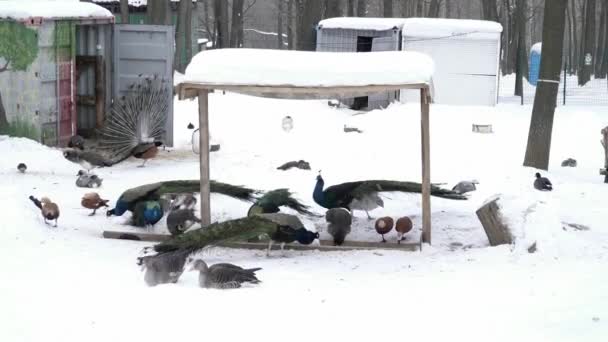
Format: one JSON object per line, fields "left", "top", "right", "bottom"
{"left": 247, "top": 188, "right": 317, "bottom": 217}
{"left": 142, "top": 214, "right": 318, "bottom": 265}
{"left": 96, "top": 74, "right": 169, "bottom": 166}
{"left": 107, "top": 180, "right": 258, "bottom": 227}
{"left": 313, "top": 173, "right": 467, "bottom": 219}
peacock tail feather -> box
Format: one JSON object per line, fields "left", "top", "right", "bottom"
{"left": 255, "top": 188, "right": 318, "bottom": 216}
{"left": 152, "top": 215, "right": 282, "bottom": 253}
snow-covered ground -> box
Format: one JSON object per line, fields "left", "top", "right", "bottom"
{"left": 1, "top": 90, "right": 608, "bottom": 341}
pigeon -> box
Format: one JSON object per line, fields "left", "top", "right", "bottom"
{"left": 534, "top": 172, "right": 553, "bottom": 191}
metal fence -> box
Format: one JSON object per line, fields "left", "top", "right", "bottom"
{"left": 498, "top": 66, "right": 608, "bottom": 107}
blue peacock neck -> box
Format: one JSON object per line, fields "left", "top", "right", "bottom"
{"left": 313, "top": 177, "right": 326, "bottom": 207}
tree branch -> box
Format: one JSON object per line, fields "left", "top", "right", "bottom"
{"left": 244, "top": 0, "right": 258, "bottom": 14}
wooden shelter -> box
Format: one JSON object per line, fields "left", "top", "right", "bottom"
{"left": 177, "top": 48, "right": 436, "bottom": 243}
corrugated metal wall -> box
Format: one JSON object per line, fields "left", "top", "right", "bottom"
{"left": 75, "top": 24, "right": 113, "bottom": 133}
{"left": 316, "top": 28, "right": 395, "bottom": 52}
{"left": 316, "top": 27, "right": 400, "bottom": 109}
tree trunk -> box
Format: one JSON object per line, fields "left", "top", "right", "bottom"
{"left": 356, "top": 0, "right": 366, "bottom": 16}
{"left": 602, "top": 7, "right": 608, "bottom": 77}
{"left": 427, "top": 0, "right": 440, "bottom": 17}
{"left": 347, "top": 0, "right": 356, "bottom": 16}
{"left": 514, "top": 0, "right": 527, "bottom": 97}
{"left": 213, "top": 0, "right": 230, "bottom": 48}
{"left": 383, "top": 0, "right": 393, "bottom": 17}
{"left": 325, "top": 0, "right": 342, "bottom": 18}
{"left": 175, "top": 0, "right": 192, "bottom": 73}
{"left": 416, "top": 0, "right": 424, "bottom": 17}
{"left": 523, "top": 0, "right": 568, "bottom": 170}
{"left": 230, "top": 0, "right": 244, "bottom": 48}
{"left": 119, "top": 0, "right": 129, "bottom": 24}
{"left": 595, "top": 0, "right": 606, "bottom": 77}
{"left": 297, "top": 0, "right": 323, "bottom": 51}
{"left": 568, "top": 0, "right": 578, "bottom": 74}
{"left": 278, "top": 0, "right": 284, "bottom": 49}
{"left": 578, "top": 0, "right": 595, "bottom": 85}
{"left": 288, "top": 0, "right": 296, "bottom": 49}
{"left": 481, "top": 0, "right": 499, "bottom": 22}
{"left": 445, "top": 0, "right": 452, "bottom": 18}
{"left": 146, "top": 0, "right": 171, "bottom": 25}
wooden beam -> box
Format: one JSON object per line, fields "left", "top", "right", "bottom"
{"left": 198, "top": 90, "right": 211, "bottom": 227}
{"left": 178, "top": 82, "right": 432, "bottom": 100}
{"left": 101, "top": 230, "right": 421, "bottom": 252}
{"left": 420, "top": 87, "right": 431, "bottom": 244}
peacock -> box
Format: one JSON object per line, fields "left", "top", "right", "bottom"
{"left": 247, "top": 188, "right": 317, "bottom": 217}
{"left": 96, "top": 75, "right": 169, "bottom": 166}
{"left": 143, "top": 214, "right": 319, "bottom": 267}
{"left": 107, "top": 180, "right": 258, "bottom": 227}
{"left": 313, "top": 173, "right": 467, "bottom": 219}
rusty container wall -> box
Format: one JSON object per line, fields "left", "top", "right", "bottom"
{"left": 0, "top": 20, "right": 48, "bottom": 143}
{"left": 75, "top": 23, "right": 113, "bottom": 137}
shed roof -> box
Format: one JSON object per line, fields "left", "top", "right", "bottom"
{"left": 318, "top": 17, "right": 503, "bottom": 36}
{"left": 180, "top": 48, "right": 434, "bottom": 99}
{"left": 0, "top": 0, "right": 113, "bottom": 20}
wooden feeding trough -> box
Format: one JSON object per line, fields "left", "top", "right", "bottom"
{"left": 102, "top": 230, "right": 422, "bottom": 252}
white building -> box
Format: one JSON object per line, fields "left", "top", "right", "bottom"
{"left": 316, "top": 17, "right": 503, "bottom": 108}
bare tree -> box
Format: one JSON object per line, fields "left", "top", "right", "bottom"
{"left": 514, "top": 0, "right": 527, "bottom": 97}
{"left": 288, "top": 0, "right": 296, "bottom": 49}
{"left": 325, "top": 0, "right": 342, "bottom": 18}
{"left": 119, "top": 0, "right": 129, "bottom": 23}
{"left": 297, "top": 0, "right": 323, "bottom": 50}
{"left": 146, "top": 0, "right": 170, "bottom": 25}
{"left": 278, "top": 0, "right": 285, "bottom": 49}
{"left": 523, "top": 0, "right": 568, "bottom": 170}
{"left": 230, "top": 0, "right": 245, "bottom": 47}
{"left": 594, "top": 0, "right": 606, "bottom": 77}
{"left": 427, "top": 0, "right": 441, "bottom": 17}
{"left": 347, "top": 0, "right": 356, "bottom": 16}
{"left": 383, "top": 0, "right": 393, "bottom": 17}
{"left": 416, "top": 0, "right": 424, "bottom": 16}
{"left": 357, "top": 0, "right": 367, "bottom": 16}
{"left": 578, "top": 0, "right": 595, "bottom": 85}
{"left": 214, "top": 0, "right": 230, "bottom": 48}
{"left": 175, "top": 0, "right": 193, "bottom": 72}
{"left": 481, "top": 0, "right": 499, "bottom": 21}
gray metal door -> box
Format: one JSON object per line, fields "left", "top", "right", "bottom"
{"left": 368, "top": 36, "right": 400, "bottom": 109}
{"left": 113, "top": 24, "right": 174, "bottom": 146}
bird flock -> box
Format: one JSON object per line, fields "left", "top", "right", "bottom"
{"left": 19, "top": 133, "right": 555, "bottom": 290}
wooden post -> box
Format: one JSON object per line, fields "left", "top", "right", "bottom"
{"left": 198, "top": 90, "right": 211, "bottom": 226}
{"left": 420, "top": 87, "right": 431, "bottom": 244}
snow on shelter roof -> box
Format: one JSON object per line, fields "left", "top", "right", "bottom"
{"left": 0, "top": 0, "right": 113, "bottom": 20}
{"left": 318, "top": 17, "right": 408, "bottom": 31}
{"left": 318, "top": 17, "right": 503, "bottom": 36}
{"left": 180, "top": 48, "right": 434, "bottom": 99}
